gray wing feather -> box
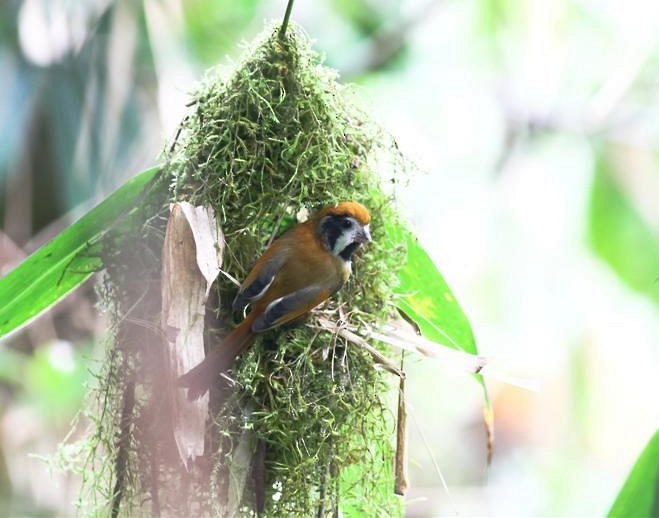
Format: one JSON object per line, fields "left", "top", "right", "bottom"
{"left": 251, "top": 286, "right": 322, "bottom": 332}
{"left": 232, "top": 255, "right": 286, "bottom": 314}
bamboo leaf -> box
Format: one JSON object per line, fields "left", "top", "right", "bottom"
{"left": 0, "top": 166, "right": 160, "bottom": 340}
{"left": 588, "top": 152, "right": 659, "bottom": 306}
{"left": 392, "top": 226, "right": 493, "bottom": 458}
{"left": 394, "top": 230, "right": 477, "bottom": 354}
{"left": 608, "top": 430, "right": 659, "bottom": 518}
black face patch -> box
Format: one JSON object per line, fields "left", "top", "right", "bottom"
{"left": 320, "top": 215, "right": 364, "bottom": 261}
{"left": 339, "top": 242, "right": 361, "bottom": 261}
{"left": 320, "top": 215, "right": 347, "bottom": 253}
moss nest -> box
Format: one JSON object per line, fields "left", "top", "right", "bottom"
{"left": 166, "top": 24, "right": 407, "bottom": 514}
{"left": 83, "top": 23, "right": 410, "bottom": 517}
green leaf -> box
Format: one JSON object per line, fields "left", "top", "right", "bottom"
{"left": 394, "top": 230, "right": 476, "bottom": 354}
{"left": 0, "top": 166, "right": 160, "bottom": 340}
{"left": 392, "top": 226, "right": 493, "bottom": 457}
{"left": 608, "top": 430, "right": 659, "bottom": 517}
{"left": 588, "top": 153, "right": 659, "bottom": 305}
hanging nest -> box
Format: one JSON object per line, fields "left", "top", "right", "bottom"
{"left": 80, "top": 23, "right": 410, "bottom": 517}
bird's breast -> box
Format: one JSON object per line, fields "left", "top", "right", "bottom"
{"left": 340, "top": 260, "right": 352, "bottom": 282}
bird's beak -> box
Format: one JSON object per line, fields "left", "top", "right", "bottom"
{"left": 357, "top": 224, "right": 372, "bottom": 243}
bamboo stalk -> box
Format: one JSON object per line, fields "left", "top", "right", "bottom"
{"left": 279, "top": 0, "right": 296, "bottom": 40}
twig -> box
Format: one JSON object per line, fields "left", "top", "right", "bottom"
{"left": 312, "top": 318, "right": 404, "bottom": 378}
{"left": 367, "top": 325, "right": 540, "bottom": 391}
{"left": 367, "top": 326, "right": 486, "bottom": 373}
{"left": 279, "top": 0, "right": 295, "bottom": 40}
{"left": 394, "top": 353, "right": 408, "bottom": 496}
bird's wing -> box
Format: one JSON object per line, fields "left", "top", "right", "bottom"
{"left": 233, "top": 251, "right": 287, "bottom": 314}
{"left": 250, "top": 285, "right": 329, "bottom": 332}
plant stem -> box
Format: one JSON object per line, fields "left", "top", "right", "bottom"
{"left": 394, "top": 353, "right": 408, "bottom": 496}
{"left": 279, "top": 0, "right": 295, "bottom": 40}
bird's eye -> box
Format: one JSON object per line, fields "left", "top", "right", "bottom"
{"left": 341, "top": 219, "right": 353, "bottom": 229}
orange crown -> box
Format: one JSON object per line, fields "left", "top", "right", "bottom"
{"left": 315, "top": 201, "right": 371, "bottom": 225}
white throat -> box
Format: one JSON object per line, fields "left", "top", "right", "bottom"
{"left": 332, "top": 231, "right": 354, "bottom": 256}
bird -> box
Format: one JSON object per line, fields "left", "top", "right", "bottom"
{"left": 178, "top": 201, "right": 372, "bottom": 399}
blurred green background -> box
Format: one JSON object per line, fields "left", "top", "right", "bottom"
{"left": 1, "top": 0, "right": 658, "bottom": 515}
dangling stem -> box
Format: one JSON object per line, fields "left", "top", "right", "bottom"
{"left": 112, "top": 379, "right": 135, "bottom": 518}
{"left": 394, "top": 352, "right": 408, "bottom": 496}
{"left": 279, "top": 0, "right": 295, "bottom": 40}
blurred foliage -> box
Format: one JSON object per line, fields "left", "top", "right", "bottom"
{"left": 477, "top": 0, "right": 516, "bottom": 37}
{"left": 24, "top": 342, "right": 90, "bottom": 424}
{"left": 0, "top": 1, "right": 158, "bottom": 238}
{"left": 0, "top": 347, "right": 24, "bottom": 386}
{"left": 588, "top": 152, "right": 659, "bottom": 306}
{"left": 183, "top": 0, "right": 259, "bottom": 64}
{"left": 331, "top": 0, "right": 389, "bottom": 37}
{"left": 608, "top": 430, "right": 659, "bottom": 518}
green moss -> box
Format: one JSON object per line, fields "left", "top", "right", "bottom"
{"left": 165, "top": 23, "right": 407, "bottom": 516}
{"left": 167, "top": 25, "right": 405, "bottom": 310}
{"left": 81, "top": 22, "right": 409, "bottom": 517}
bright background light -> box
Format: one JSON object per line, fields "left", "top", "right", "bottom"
{"left": 1, "top": 0, "right": 658, "bottom": 515}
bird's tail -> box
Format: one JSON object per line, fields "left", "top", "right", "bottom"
{"left": 177, "top": 317, "right": 257, "bottom": 400}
